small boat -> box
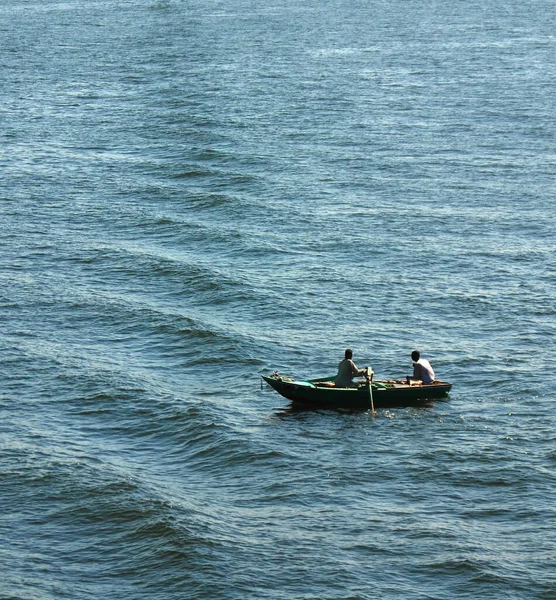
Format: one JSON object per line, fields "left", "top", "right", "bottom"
{"left": 262, "top": 373, "right": 452, "bottom": 410}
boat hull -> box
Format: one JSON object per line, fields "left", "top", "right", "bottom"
{"left": 262, "top": 375, "right": 451, "bottom": 410}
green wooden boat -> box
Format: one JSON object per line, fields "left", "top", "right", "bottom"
{"left": 262, "top": 373, "right": 452, "bottom": 410}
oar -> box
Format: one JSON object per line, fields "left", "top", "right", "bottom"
{"left": 366, "top": 366, "right": 376, "bottom": 415}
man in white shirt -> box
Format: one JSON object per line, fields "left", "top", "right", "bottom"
{"left": 410, "top": 350, "right": 436, "bottom": 384}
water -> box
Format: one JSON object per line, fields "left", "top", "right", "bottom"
{"left": 1, "top": 1, "right": 555, "bottom": 598}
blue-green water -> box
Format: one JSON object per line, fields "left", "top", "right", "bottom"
{"left": 1, "top": 1, "right": 555, "bottom": 598}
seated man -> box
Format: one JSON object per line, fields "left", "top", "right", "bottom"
{"left": 409, "top": 350, "right": 436, "bottom": 384}
{"left": 335, "top": 349, "right": 367, "bottom": 388}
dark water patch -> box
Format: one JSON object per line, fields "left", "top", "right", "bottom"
{"left": 177, "top": 192, "right": 237, "bottom": 211}
{"left": 170, "top": 167, "right": 215, "bottom": 179}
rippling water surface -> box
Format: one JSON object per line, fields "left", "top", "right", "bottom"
{"left": 1, "top": 1, "right": 555, "bottom": 598}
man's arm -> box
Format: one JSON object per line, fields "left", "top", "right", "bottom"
{"left": 350, "top": 360, "right": 366, "bottom": 377}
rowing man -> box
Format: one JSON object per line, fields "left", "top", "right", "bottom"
{"left": 335, "top": 349, "right": 367, "bottom": 388}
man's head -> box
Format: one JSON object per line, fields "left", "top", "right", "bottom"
{"left": 345, "top": 349, "right": 353, "bottom": 360}
{"left": 411, "top": 350, "right": 420, "bottom": 362}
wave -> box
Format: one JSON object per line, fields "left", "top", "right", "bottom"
{"left": 0, "top": 435, "right": 226, "bottom": 598}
